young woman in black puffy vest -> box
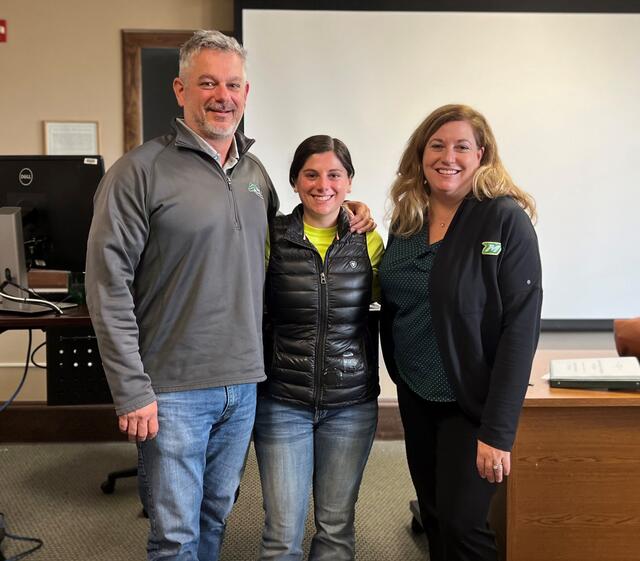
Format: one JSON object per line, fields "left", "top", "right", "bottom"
{"left": 253, "top": 135, "right": 384, "bottom": 561}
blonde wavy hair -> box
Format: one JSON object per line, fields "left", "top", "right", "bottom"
{"left": 388, "top": 104, "right": 536, "bottom": 237}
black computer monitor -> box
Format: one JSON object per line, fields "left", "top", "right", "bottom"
{"left": 0, "top": 155, "right": 104, "bottom": 272}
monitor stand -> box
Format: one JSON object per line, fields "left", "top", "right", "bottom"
{"left": 1, "top": 207, "right": 78, "bottom": 315}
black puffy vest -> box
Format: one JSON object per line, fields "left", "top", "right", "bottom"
{"left": 262, "top": 205, "right": 379, "bottom": 408}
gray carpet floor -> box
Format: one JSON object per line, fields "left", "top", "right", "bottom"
{"left": 0, "top": 440, "right": 429, "bottom": 560}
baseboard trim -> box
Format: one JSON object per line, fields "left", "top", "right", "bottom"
{"left": 376, "top": 398, "right": 404, "bottom": 440}
{"left": 0, "top": 402, "right": 124, "bottom": 443}
{"left": 1, "top": 399, "right": 404, "bottom": 443}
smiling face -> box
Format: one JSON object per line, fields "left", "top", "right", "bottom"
{"left": 173, "top": 49, "right": 249, "bottom": 151}
{"left": 294, "top": 151, "right": 353, "bottom": 228}
{"left": 422, "top": 120, "right": 484, "bottom": 201}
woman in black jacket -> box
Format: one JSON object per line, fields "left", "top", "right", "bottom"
{"left": 254, "top": 135, "right": 384, "bottom": 561}
{"left": 379, "top": 104, "right": 542, "bottom": 561}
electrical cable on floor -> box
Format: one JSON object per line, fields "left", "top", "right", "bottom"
{"left": 0, "top": 330, "right": 32, "bottom": 413}
{"left": 0, "top": 337, "right": 44, "bottom": 560}
{"left": 0, "top": 513, "right": 43, "bottom": 561}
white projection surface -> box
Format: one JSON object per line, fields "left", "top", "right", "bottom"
{"left": 243, "top": 10, "right": 640, "bottom": 321}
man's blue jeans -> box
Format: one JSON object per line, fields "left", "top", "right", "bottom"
{"left": 137, "top": 383, "right": 257, "bottom": 561}
{"left": 253, "top": 396, "right": 378, "bottom": 561}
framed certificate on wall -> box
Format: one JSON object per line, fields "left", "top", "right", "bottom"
{"left": 44, "top": 121, "right": 100, "bottom": 155}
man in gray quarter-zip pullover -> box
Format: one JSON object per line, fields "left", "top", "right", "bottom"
{"left": 86, "top": 30, "right": 373, "bottom": 561}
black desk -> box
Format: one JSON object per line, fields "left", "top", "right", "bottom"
{"left": 0, "top": 306, "right": 118, "bottom": 442}
{"left": 1, "top": 305, "right": 111, "bottom": 405}
{"left": 0, "top": 304, "right": 94, "bottom": 332}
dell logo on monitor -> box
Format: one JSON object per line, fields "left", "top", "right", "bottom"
{"left": 19, "top": 167, "right": 34, "bottom": 186}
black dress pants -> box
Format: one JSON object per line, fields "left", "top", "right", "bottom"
{"left": 397, "top": 380, "right": 498, "bottom": 561}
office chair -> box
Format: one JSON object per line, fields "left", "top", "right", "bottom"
{"left": 614, "top": 317, "right": 640, "bottom": 358}
{"left": 100, "top": 467, "right": 241, "bottom": 518}
{"left": 409, "top": 499, "right": 424, "bottom": 534}
{"left": 100, "top": 467, "right": 148, "bottom": 518}
{"left": 100, "top": 467, "right": 138, "bottom": 494}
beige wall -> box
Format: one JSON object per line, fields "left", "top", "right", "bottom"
{"left": 0, "top": 0, "right": 233, "bottom": 168}
{"left": 0, "top": 0, "right": 232, "bottom": 401}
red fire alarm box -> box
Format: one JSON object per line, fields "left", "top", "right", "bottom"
{"left": 0, "top": 20, "right": 7, "bottom": 42}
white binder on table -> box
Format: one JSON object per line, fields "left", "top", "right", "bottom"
{"left": 549, "top": 356, "right": 640, "bottom": 390}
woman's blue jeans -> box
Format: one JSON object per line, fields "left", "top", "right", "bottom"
{"left": 253, "top": 396, "right": 378, "bottom": 561}
{"left": 137, "top": 383, "right": 257, "bottom": 561}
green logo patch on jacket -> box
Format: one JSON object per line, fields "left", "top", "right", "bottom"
{"left": 248, "top": 183, "right": 264, "bottom": 199}
{"left": 481, "top": 241, "right": 502, "bottom": 256}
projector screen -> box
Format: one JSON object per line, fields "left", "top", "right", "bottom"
{"left": 242, "top": 9, "right": 640, "bottom": 324}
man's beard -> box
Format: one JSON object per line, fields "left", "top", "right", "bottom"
{"left": 195, "top": 108, "right": 238, "bottom": 140}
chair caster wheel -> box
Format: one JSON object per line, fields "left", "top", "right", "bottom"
{"left": 411, "top": 516, "right": 425, "bottom": 534}
{"left": 101, "top": 480, "right": 115, "bottom": 494}
{"left": 409, "top": 499, "right": 424, "bottom": 534}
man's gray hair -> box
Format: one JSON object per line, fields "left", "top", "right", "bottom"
{"left": 179, "top": 30, "right": 247, "bottom": 78}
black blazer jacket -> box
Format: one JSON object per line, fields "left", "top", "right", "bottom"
{"left": 381, "top": 196, "right": 542, "bottom": 451}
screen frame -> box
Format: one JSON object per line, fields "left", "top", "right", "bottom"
{"left": 0, "top": 155, "right": 104, "bottom": 273}
{"left": 235, "top": 2, "right": 639, "bottom": 332}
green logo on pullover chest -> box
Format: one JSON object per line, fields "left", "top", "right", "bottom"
{"left": 481, "top": 241, "right": 502, "bottom": 255}
{"left": 248, "top": 183, "right": 264, "bottom": 199}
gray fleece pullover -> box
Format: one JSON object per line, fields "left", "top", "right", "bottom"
{"left": 85, "top": 121, "right": 279, "bottom": 415}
